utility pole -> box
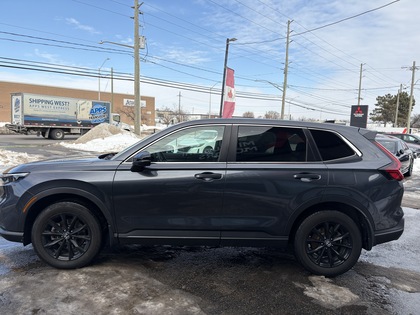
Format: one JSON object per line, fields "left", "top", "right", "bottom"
{"left": 98, "top": 58, "right": 109, "bottom": 101}
{"left": 281, "top": 20, "right": 292, "bottom": 120}
{"left": 133, "top": 0, "right": 142, "bottom": 135}
{"left": 407, "top": 61, "right": 417, "bottom": 132}
{"left": 111, "top": 67, "right": 114, "bottom": 113}
{"left": 178, "top": 91, "right": 182, "bottom": 122}
{"left": 394, "top": 84, "right": 402, "bottom": 127}
{"left": 357, "top": 63, "right": 364, "bottom": 106}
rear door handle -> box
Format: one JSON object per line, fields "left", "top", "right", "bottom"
{"left": 294, "top": 173, "right": 321, "bottom": 182}
{"left": 195, "top": 172, "right": 223, "bottom": 181}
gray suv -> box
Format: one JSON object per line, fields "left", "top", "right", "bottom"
{"left": 0, "top": 119, "right": 405, "bottom": 277}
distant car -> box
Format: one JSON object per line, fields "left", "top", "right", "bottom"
{"left": 376, "top": 134, "right": 414, "bottom": 176}
{"left": 385, "top": 133, "right": 420, "bottom": 158}
{"left": 0, "top": 119, "right": 405, "bottom": 277}
{"left": 168, "top": 129, "right": 218, "bottom": 154}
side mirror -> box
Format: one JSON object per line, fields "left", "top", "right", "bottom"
{"left": 131, "top": 151, "right": 151, "bottom": 172}
{"left": 398, "top": 149, "right": 405, "bottom": 155}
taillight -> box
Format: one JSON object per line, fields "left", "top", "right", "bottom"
{"left": 374, "top": 142, "right": 404, "bottom": 181}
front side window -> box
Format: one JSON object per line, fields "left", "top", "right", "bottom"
{"left": 236, "top": 126, "right": 307, "bottom": 162}
{"left": 145, "top": 125, "right": 225, "bottom": 162}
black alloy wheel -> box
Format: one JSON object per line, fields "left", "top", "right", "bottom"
{"left": 294, "top": 210, "right": 362, "bottom": 277}
{"left": 32, "top": 202, "right": 102, "bottom": 269}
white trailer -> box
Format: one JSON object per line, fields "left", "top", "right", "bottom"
{"left": 6, "top": 93, "right": 120, "bottom": 140}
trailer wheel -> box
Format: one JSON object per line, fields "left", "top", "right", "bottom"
{"left": 49, "top": 128, "right": 65, "bottom": 140}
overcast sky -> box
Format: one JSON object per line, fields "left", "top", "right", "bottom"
{"left": 1, "top": 0, "right": 419, "bottom": 120}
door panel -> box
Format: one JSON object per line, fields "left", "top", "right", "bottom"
{"left": 220, "top": 125, "right": 328, "bottom": 244}
{"left": 113, "top": 163, "right": 226, "bottom": 242}
{"left": 112, "top": 125, "right": 228, "bottom": 244}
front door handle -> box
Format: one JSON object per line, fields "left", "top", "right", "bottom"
{"left": 194, "top": 172, "right": 223, "bottom": 181}
{"left": 294, "top": 173, "right": 321, "bottom": 182}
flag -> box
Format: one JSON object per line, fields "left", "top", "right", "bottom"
{"left": 222, "top": 67, "right": 235, "bottom": 118}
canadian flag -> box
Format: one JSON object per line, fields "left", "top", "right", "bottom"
{"left": 222, "top": 67, "right": 235, "bottom": 118}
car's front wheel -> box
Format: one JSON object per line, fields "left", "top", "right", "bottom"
{"left": 294, "top": 210, "right": 362, "bottom": 277}
{"left": 31, "top": 202, "right": 102, "bottom": 269}
{"left": 203, "top": 146, "right": 213, "bottom": 154}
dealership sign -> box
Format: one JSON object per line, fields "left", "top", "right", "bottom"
{"left": 124, "top": 99, "right": 146, "bottom": 107}
{"left": 350, "top": 105, "right": 368, "bottom": 128}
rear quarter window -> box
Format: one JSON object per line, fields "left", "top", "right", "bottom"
{"left": 310, "top": 129, "right": 356, "bottom": 161}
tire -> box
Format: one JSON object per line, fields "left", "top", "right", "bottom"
{"left": 405, "top": 160, "right": 413, "bottom": 177}
{"left": 202, "top": 146, "right": 213, "bottom": 154}
{"left": 294, "top": 210, "right": 362, "bottom": 277}
{"left": 49, "top": 128, "right": 64, "bottom": 140}
{"left": 31, "top": 202, "right": 102, "bottom": 269}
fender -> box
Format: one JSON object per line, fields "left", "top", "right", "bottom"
{"left": 284, "top": 188, "right": 375, "bottom": 249}
{"left": 23, "top": 185, "right": 116, "bottom": 246}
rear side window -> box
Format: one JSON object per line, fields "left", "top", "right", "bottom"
{"left": 236, "top": 126, "right": 307, "bottom": 162}
{"left": 310, "top": 129, "right": 356, "bottom": 161}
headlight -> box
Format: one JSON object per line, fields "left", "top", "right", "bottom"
{"left": 0, "top": 173, "right": 29, "bottom": 186}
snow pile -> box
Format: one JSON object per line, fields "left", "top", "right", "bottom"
{"left": 74, "top": 123, "right": 132, "bottom": 144}
{"left": 0, "top": 150, "right": 43, "bottom": 167}
{"left": 60, "top": 123, "right": 142, "bottom": 153}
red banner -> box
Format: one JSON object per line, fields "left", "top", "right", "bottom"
{"left": 222, "top": 67, "right": 235, "bottom": 118}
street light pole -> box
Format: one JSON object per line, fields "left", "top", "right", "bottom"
{"left": 407, "top": 61, "right": 417, "bottom": 133}
{"left": 98, "top": 58, "right": 109, "bottom": 100}
{"left": 219, "top": 37, "right": 237, "bottom": 118}
{"left": 209, "top": 82, "right": 218, "bottom": 118}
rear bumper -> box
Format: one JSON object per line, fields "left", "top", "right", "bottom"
{"left": 374, "top": 218, "right": 404, "bottom": 246}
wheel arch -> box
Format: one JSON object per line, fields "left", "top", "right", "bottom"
{"left": 23, "top": 188, "right": 115, "bottom": 247}
{"left": 287, "top": 201, "right": 375, "bottom": 250}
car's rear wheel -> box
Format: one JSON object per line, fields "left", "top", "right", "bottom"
{"left": 294, "top": 210, "right": 362, "bottom": 277}
{"left": 405, "top": 159, "right": 413, "bottom": 177}
{"left": 31, "top": 202, "right": 102, "bottom": 269}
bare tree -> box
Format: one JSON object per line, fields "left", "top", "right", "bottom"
{"left": 242, "top": 111, "right": 255, "bottom": 118}
{"left": 118, "top": 106, "right": 146, "bottom": 125}
{"left": 157, "top": 107, "right": 175, "bottom": 126}
{"left": 173, "top": 105, "right": 189, "bottom": 123}
{"left": 411, "top": 114, "right": 420, "bottom": 128}
{"left": 264, "top": 111, "right": 280, "bottom": 119}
